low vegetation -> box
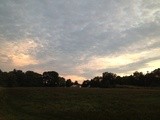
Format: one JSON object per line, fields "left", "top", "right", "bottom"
{"left": 0, "top": 87, "right": 160, "bottom": 120}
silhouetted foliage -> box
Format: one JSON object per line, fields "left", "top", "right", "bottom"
{"left": 70, "top": 81, "right": 81, "bottom": 88}
{"left": 101, "top": 72, "right": 116, "bottom": 88}
{"left": 66, "top": 79, "right": 73, "bottom": 87}
{"left": 82, "top": 80, "right": 90, "bottom": 87}
{"left": 82, "top": 68, "right": 160, "bottom": 88}
{"left": 25, "top": 71, "right": 43, "bottom": 87}
{"left": 0, "top": 69, "right": 69, "bottom": 87}
{"left": 0, "top": 68, "right": 160, "bottom": 88}
{"left": 11, "top": 69, "right": 25, "bottom": 86}
{"left": 5, "top": 72, "right": 18, "bottom": 87}
{"left": 90, "top": 76, "right": 102, "bottom": 88}
{"left": 59, "top": 77, "right": 66, "bottom": 87}
{"left": 43, "top": 71, "right": 59, "bottom": 87}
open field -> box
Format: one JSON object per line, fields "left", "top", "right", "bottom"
{"left": 0, "top": 87, "right": 160, "bottom": 120}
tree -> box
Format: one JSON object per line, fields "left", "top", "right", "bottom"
{"left": 43, "top": 71, "right": 59, "bottom": 87}
{"left": 90, "top": 76, "right": 102, "bottom": 87}
{"left": 25, "top": 71, "right": 43, "bottom": 87}
{"left": 82, "top": 80, "right": 90, "bottom": 87}
{"left": 149, "top": 69, "right": 160, "bottom": 87}
{"left": 74, "top": 81, "right": 79, "bottom": 85}
{"left": 0, "top": 70, "right": 3, "bottom": 86}
{"left": 66, "top": 79, "right": 73, "bottom": 87}
{"left": 5, "top": 72, "right": 18, "bottom": 87}
{"left": 0, "top": 71, "right": 9, "bottom": 87}
{"left": 10, "top": 69, "right": 25, "bottom": 86}
{"left": 101, "top": 72, "right": 116, "bottom": 88}
{"left": 133, "top": 71, "right": 145, "bottom": 86}
{"left": 59, "top": 77, "right": 66, "bottom": 87}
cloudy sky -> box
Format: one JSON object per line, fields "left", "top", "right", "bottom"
{"left": 0, "top": 0, "right": 160, "bottom": 83}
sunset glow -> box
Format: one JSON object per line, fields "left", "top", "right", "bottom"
{"left": 0, "top": 0, "right": 160, "bottom": 82}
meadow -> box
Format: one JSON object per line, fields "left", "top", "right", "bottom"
{"left": 0, "top": 87, "right": 160, "bottom": 120}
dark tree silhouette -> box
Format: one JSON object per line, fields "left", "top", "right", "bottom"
{"left": 90, "top": 76, "right": 102, "bottom": 88}
{"left": 0, "top": 68, "right": 160, "bottom": 88}
{"left": 133, "top": 71, "right": 145, "bottom": 86}
{"left": 101, "top": 72, "right": 116, "bottom": 88}
{"left": 82, "top": 80, "right": 90, "bottom": 87}
{"left": 43, "top": 71, "right": 59, "bottom": 87}
{"left": 5, "top": 72, "right": 18, "bottom": 87}
{"left": 25, "top": 71, "right": 43, "bottom": 87}
{"left": 59, "top": 77, "right": 66, "bottom": 87}
{"left": 66, "top": 79, "right": 73, "bottom": 87}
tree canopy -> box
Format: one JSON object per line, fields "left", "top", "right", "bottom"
{"left": 0, "top": 68, "right": 160, "bottom": 88}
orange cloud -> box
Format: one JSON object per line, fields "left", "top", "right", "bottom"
{"left": 11, "top": 53, "right": 38, "bottom": 67}
{"left": 1, "top": 39, "right": 39, "bottom": 67}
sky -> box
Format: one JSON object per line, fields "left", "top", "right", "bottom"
{"left": 0, "top": 0, "right": 160, "bottom": 83}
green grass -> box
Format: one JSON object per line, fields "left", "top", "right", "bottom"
{"left": 0, "top": 87, "right": 160, "bottom": 120}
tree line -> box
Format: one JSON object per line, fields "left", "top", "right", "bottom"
{"left": 82, "top": 68, "right": 160, "bottom": 88}
{"left": 0, "top": 68, "right": 160, "bottom": 87}
{"left": 0, "top": 69, "right": 76, "bottom": 87}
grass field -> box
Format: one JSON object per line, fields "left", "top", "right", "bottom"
{"left": 0, "top": 87, "right": 160, "bottom": 120}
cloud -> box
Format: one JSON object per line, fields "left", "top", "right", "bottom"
{"left": 138, "top": 59, "right": 160, "bottom": 72}
{"left": 75, "top": 43, "right": 160, "bottom": 78}
{"left": 0, "top": 38, "right": 41, "bottom": 69}
{"left": 0, "top": 0, "right": 160, "bottom": 81}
